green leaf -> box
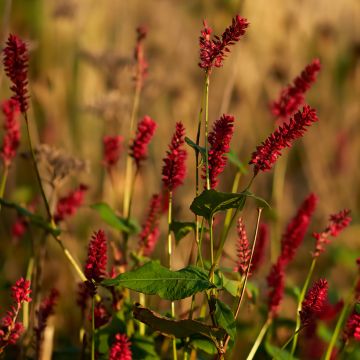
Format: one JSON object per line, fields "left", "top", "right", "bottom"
{"left": 0, "top": 198, "right": 60, "bottom": 236}
{"left": 215, "top": 271, "right": 239, "bottom": 297}
{"left": 185, "top": 137, "right": 206, "bottom": 162}
{"left": 214, "top": 299, "right": 236, "bottom": 340}
{"left": 170, "top": 221, "right": 195, "bottom": 244}
{"left": 265, "top": 342, "right": 298, "bottom": 360}
{"left": 355, "top": 302, "right": 360, "bottom": 315}
{"left": 131, "top": 334, "right": 159, "bottom": 360}
{"left": 133, "top": 304, "right": 226, "bottom": 345}
{"left": 188, "top": 336, "right": 217, "bottom": 355}
{"left": 226, "top": 149, "right": 248, "bottom": 174}
{"left": 91, "top": 203, "right": 139, "bottom": 234}
{"left": 102, "top": 261, "right": 215, "bottom": 301}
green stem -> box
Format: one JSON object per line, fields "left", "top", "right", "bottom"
{"left": 0, "top": 164, "right": 9, "bottom": 211}
{"left": 291, "top": 257, "right": 317, "bottom": 355}
{"left": 324, "top": 274, "right": 360, "bottom": 360}
{"left": 204, "top": 73, "right": 210, "bottom": 190}
{"left": 209, "top": 216, "right": 214, "bottom": 278}
{"left": 22, "top": 256, "right": 34, "bottom": 330}
{"left": 139, "top": 293, "right": 146, "bottom": 336}
{"left": 91, "top": 296, "right": 95, "bottom": 360}
{"left": 246, "top": 317, "right": 272, "bottom": 360}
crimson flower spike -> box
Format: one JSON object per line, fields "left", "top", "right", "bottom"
{"left": 271, "top": 59, "right": 321, "bottom": 119}
{"left": 1, "top": 99, "right": 21, "bottom": 167}
{"left": 109, "top": 333, "right": 132, "bottom": 360}
{"left": 234, "top": 218, "right": 251, "bottom": 276}
{"left": 3, "top": 34, "right": 29, "bottom": 113}
{"left": 103, "top": 135, "right": 123, "bottom": 169}
{"left": 203, "top": 114, "right": 234, "bottom": 189}
{"left": 162, "top": 122, "right": 187, "bottom": 192}
{"left": 267, "top": 259, "right": 285, "bottom": 318}
{"left": 130, "top": 115, "right": 157, "bottom": 168}
{"left": 249, "top": 105, "right": 318, "bottom": 175}
{"left": 199, "top": 15, "right": 249, "bottom": 73}
{"left": 279, "top": 193, "right": 317, "bottom": 266}
{"left": 343, "top": 312, "right": 360, "bottom": 342}
{"left": 300, "top": 279, "right": 328, "bottom": 327}
{"left": 312, "top": 209, "right": 351, "bottom": 258}
{"left": 84, "top": 230, "right": 107, "bottom": 283}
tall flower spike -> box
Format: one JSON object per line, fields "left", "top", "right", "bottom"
{"left": 54, "top": 184, "right": 88, "bottom": 223}
{"left": 138, "top": 194, "right": 162, "bottom": 256}
{"left": 3, "top": 34, "right": 29, "bottom": 113}
{"left": 251, "top": 223, "right": 269, "bottom": 274}
{"left": 271, "top": 59, "right": 321, "bottom": 118}
{"left": 312, "top": 209, "right": 351, "bottom": 258}
{"left": 300, "top": 279, "right": 328, "bottom": 327}
{"left": 134, "top": 25, "right": 148, "bottom": 89}
{"left": 84, "top": 230, "right": 107, "bottom": 282}
{"left": 1, "top": 99, "right": 21, "bottom": 167}
{"left": 130, "top": 115, "right": 157, "bottom": 167}
{"left": 109, "top": 333, "right": 132, "bottom": 360}
{"left": 103, "top": 135, "right": 123, "bottom": 168}
{"left": 249, "top": 105, "right": 318, "bottom": 175}
{"left": 343, "top": 312, "right": 360, "bottom": 342}
{"left": 267, "top": 260, "right": 285, "bottom": 317}
{"left": 162, "top": 122, "right": 187, "bottom": 192}
{"left": 199, "top": 15, "right": 249, "bottom": 72}
{"left": 279, "top": 193, "right": 317, "bottom": 266}
{"left": 234, "top": 218, "right": 251, "bottom": 276}
{"left": 203, "top": 114, "right": 234, "bottom": 188}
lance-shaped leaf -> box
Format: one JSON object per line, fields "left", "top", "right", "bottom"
{"left": 214, "top": 299, "right": 236, "bottom": 340}
{"left": 102, "top": 261, "right": 215, "bottom": 301}
{"left": 170, "top": 221, "right": 196, "bottom": 244}
{"left": 190, "top": 189, "right": 270, "bottom": 220}
{"left": 91, "top": 202, "right": 139, "bottom": 234}
{"left": 226, "top": 149, "right": 248, "bottom": 174}
{"left": 185, "top": 136, "right": 206, "bottom": 164}
{"left": 0, "top": 198, "right": 60, "bottom": 236}
{"left": 133, "top": 304, "right": 226, "bottom": 345}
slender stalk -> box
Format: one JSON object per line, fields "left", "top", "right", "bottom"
{"left": 209, "top": 217, "right": 214, "bottom": 276}
{"left": 290, "top": 257, "right": 317, "bottom": 355}
{"left": 246, "top": 317, "right": 272, "bottom": 360}
{"left": 22, "top": 256, "right": 34, "bottom": 330}
{"left": 0, "top": 164, "right": 9, "bottom": 211}
{"left": 324, "top": 274, "right": 360, "bottom": 360}
{"left": 139, "top": 293, "right": 146, "bottom": 336}
{"left": 204, "top": 73, "right": 210, "bottom": 190}
{"left": 91, "top": 296, "right": 95, "bottom": 360}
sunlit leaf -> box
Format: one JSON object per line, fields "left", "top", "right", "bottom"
{"left": 170, "top": 221, "right": 195, "bottom": 244}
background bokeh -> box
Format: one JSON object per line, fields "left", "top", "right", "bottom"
{"left": 0, "top": 0, "right": 359, "bottom": 359}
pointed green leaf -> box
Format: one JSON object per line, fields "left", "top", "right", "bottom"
{"left": 188, "top": 336, "right": 217, "bottom": 355}
{"left": 170, "top": 221, "right": 195, "bottom": 244}
{"left": 0, "top": 198, "right": 60, "bottom": 236}
{"left": 102, "top": 261, "right": 215, "bottom": 301}
{"left": 214, "top": 299, "right": 236, "bottom": 340}
{"left": 226, "top": 149, "right": 248, "bottom": 174}
{"left": 265, "top": 343, "right": 298, "bottom": 360}
{"left": 185, "top": 137, "right": 206, "bottom": 161}
{"left": 91, "top": 202, "right": 139, "bottom": 234}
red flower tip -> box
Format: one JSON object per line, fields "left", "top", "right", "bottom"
{"left": 162, "top": 122, "right": 187, "bottom": 191}
{"left": 344, "top": 311, "right": 360, "bottom": 342}
{"left": 279, "top": 193, "right": 317, "bottom": 266}
{"left": 267, "top": 260, "right": 285, "bottom": 317}
{"left": 92, "top": 302, "right": 111, "bottom": 329}
{"left": 203, "top": 114, "right": 235, "bottom": 188}
{"left": 251, "top": 223, "right": 269, "bottom": 274}
{"left": 300, "top": 279, "right": 328, "bottom": 327}
{"left": 138, "top": 194, "right": 162, "bottom": 256}
{"left": 109, "top": 333, "right": 132, "bottom": 360}
{"left": 199, "top": 15, "right": 249, "bottom": 72}
{"left": 312, "top": 209, "right": 351, "bottom": 258}
{"left": 234, "top": 218, "right": 251, "bottom": 276}
{"left": 134, "top": 25, "right": 148, "bottom": 88}
{"left": 130, "top": 115, "right": 157, "bottom": 167}
{"left": 103, "top": 135, "right": 123, "bottom": 168}
{"left": 12, "top": 278, "right": 31, "bottom": 304}
{"left": 271, "top": 58, "right": 321, "bottom": 118}
{"left": 250, "top": 105, "right": 318, "bottom": 175}
{"left": 84, "top": 230, "right": 107, "bottom": 282}
{"left": 3, "top": 34, "right": 29, "bottom": 113}
{"left": 54, "top": 184, "right": 88, "bottom": 223}
{"left": 1, "top": 98, "right": 21, "bottom": 167}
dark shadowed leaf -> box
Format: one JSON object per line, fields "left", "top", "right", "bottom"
{"left": 185, "top": 136, "right": 206, "bottom": 163}
{"left": 227, "top": 149, "right": 248, "bottom": 174}
{"left": 102, "top": 261, "right": 215, "bottom": 301}
{"left": 131, "top": 334, "right": 159, "bottom": 360}
{"left": 170, "top": 221, "right": 196, "bottom": 244}
{"left": 214, "top": 299, "right": 236, "bottom": 340}
{"left": 91, "top": 202, "right": 139, "bottom": 234}
{"left": 0, "top": 198, "right": 60, "bottom": 236}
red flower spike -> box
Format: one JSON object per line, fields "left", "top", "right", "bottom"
{"left": 234, "top": 218, "right": 251, "bottom": 276}
{"left": 134, "top": 25, "right": 148, "bottom": 88}
{"left": 34, "top": 289, "right": 59, "bottom": 357}
{"left": 3, "top": 34, "right": 29, "bottom": 113}
{"left": 91, "top": 302, "right": 110, "bottom": 329}
{"left": 84, "top": 230, "right": 107, "bottom": 282}
{"left": 271, "top": 59, "right": 321, "bottom": 118}
{"left": 103, "top": 135, "right": 123, "bottom": 168}
{"left": 312, "top": 209, "right": 351, "bottom": 258}
{"left": 249, "top": 105, "right": 318, "bottom": 175}
{"left": 12, "top": 278, "right": 32, "bottom": 304}
{"left": 109, "top": 333, "right": 132, "bottom": 360}
{"left": 344, "top": 312, "right": 360, "bottom": 342}
{"left": 300, "top": 279, "right": 328, "bottom": 327}
{"left": 138, "top": 194, "right": 162, "bottom": 256}
{"left": 251, "top": 223, "right": 269, "bottom": 274}
{"left": 130, "top": 115, "right": 157, "bottom": 167}
{"left": 162, "top": 122, "right": 187, "bottom": 192}
{"left": 203, "top": 114, "right": 234, "bottom": 189}
{"left": 279, "top": 193, "right": 317, "bottom": 266}
{"left": 199, "top": 15, "right": 249, "bottom": 72}
{"left": 54, "top": 184, "right": 88, "bottom": 223}
{"left": 267, "top": 260, "right": 285, "bottom": 317}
